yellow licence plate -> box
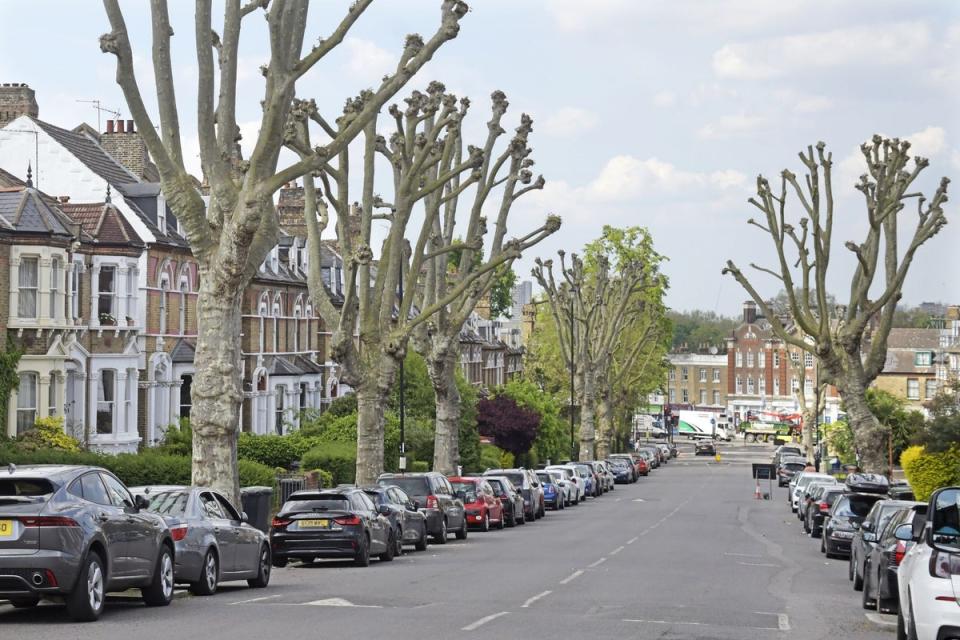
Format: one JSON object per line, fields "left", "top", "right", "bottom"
{"left": 0, "top": 520, "right": 13, "bottom": 538}
{"left": 298, "top": 519, "right": 329, "bottom": 529}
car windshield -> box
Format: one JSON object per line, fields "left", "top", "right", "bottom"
{"left": 834, "top": 495, "right": 881, "bottom": 518}
{"left": 785, "top": 463, "right": 806, "bottom": 471}
{"left": 450, "top": 481, "right": 479, "bottom": 501}
{"left": 379, "top": 477, "right": 429, "bottom": 496}
{"left": 362, "top": 491, "right": 385, "bottom": 505}
{"left": 823, "top": 490, "right": 843, "bottom": 505}
{"left": 536, "top": 474, "right": 553, "bottom": 485}
{"left": 501, "top": 473, "right": 526, "bottom": 487}
{"left": 0, "top": 478, "right": 55, "bottom": 503}
{"left": 487, "top": 479, "right": 507, "bottom": 493}
{"left": 284, "top": 495, "right": 351, "bottom": 513}
{"left": 146, "top": 490, "right": 189, "bottom": 516}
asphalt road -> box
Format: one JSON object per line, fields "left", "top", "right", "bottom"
{"left": 1, "top": 441, "right": 894, "bottom": 639}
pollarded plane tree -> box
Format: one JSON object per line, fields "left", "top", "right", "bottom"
{"left": 287, "top": 83, "right": 556, "bottom": 484}
{"left": 100, "top": 0, "right": 470, "bottom": 501}
{"left": 412, "top": 92, "right": 559, "bottom": 475}
{"left": 532, "top": 240, "right": 654, "bottom": 461}
{"left": 723, "top": 137, "right": 949, "bottom": 472}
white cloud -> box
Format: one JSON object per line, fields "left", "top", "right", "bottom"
{"left": 713, "top": 21, "right": 931, "bottom": 80}
{"left": 774, "top": 89, "right": 834, "bottom": 114}
{"left": 540, "top": 107, "right": 599, "bottom": 137}
{"left": 344, "top": 37, "right": 395, "bottom": 82}
{"left": 579, "top": 155, "right": 746, "bottom": 201}
{"left": 653, "top": 90, "right": 677, "bottom": 108}
{"left": 697, "top": 113, "right": 769, "bottom": 139}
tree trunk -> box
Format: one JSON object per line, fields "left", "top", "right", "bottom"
{"left": 835, "top": 376, "right": 888, "bottom": 473}
{"left": 579, "top": 368, "right": 596, "bottom": 461}
{"left": 595, "top": 389, "right": 612, "bottom": 460}
{"left": 190, "top": 277, "right": 244, "bottom": 504}
{"left": 355, "top": 382, "right": 388, "bottom": 486}
{"left": 428, "top": 350, "right": 461, "bottom": 475}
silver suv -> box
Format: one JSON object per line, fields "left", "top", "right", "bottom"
{"left": 0, "top": 465, "right": 175, "bottom": 621}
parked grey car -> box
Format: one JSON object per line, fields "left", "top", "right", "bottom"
{"left": 0, "top": 465, "right": 175, "bottom": 621}
{"left": 376, "top": 473, "right": 467, "bottom": 543}
{"left": 130, "top": 486, "right": 271, "bottom": 595}
{"left": 361, "top": 485, "right": 428, "bottom": 552}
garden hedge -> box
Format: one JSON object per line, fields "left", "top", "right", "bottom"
{"left": 901, "top": 445, "right": 960, "bottom": 501}
{"left": 300, "top": 441, "right": 357, "bottom": 485}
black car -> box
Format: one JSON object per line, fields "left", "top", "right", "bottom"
{"left": 361, "top": 485, "right": 428, "bottom": 553}
{"left": 861, "top": 503, "right": 924, "bottom": 614}
{"left": 805, "top": 487, "right": 844, "bottom": 538}
{"left": 376, "top": 472, "right": 467, "bottom": 544}
{"left": 606, "top": 459, "right": 634, "bottom": 484}
{"left": 695, "top": 441, "right": 717, "bottom": 456}
{"left": 849, "top": 499, "right": 915, "bottom": 591}
{"left": 270, "top": 487, "right": 393, "bottom": 567}
{"left": 777, "top": 456, "right": 808, "bottom": 487}
{"left": 822, "top": 492, "right": 886, "bottom": 559}
{"left": 484, "top": 476, "right": 525, "bottom": 526}
{"left": 483, "top": 469, "right": 544, "bottom": 520}
{"left": 888, "top": 482, "right": 915, "bottom": 501}
{"left": 799, "top": 480, "right": 839, "bottom": 527}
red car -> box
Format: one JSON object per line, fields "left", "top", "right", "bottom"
{"left": 448, "top": 477, "right": 504, "bottom": 531}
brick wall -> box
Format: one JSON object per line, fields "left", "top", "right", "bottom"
{"left": 0, "top": 83, "right": 38, "bottom": 128}
{"left": 100, "top": 120, "right": 149, "bottom": 180}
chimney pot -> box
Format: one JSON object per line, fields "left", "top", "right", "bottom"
{"left": 127, "top": 119, "right": 134, "bottom": 133}
{"left": 117, "top": 119, "right": 125, "bottom": 133}
{"left": 58, "top": 195, "right": 70, "bottom": 203}
{"left": 106, "top": 120, "right": 115, "bottom": 134}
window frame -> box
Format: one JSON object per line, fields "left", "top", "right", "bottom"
{"left": 906, "top": 378, "right": 920, "bottom": 400}
{"left": 49, "top": 256, "right": 61, "bottom": 319}
{"left": 96, "top": 369, "right": 117, "bottom": 435}
{"left": 97, "top": 265, "right": 117, "bottom": 319}
{"left": 18, "top": 256, "right": 39, "bottom": 318}
{"left": 16, "top": 372, "right": 38, "bottom": 434}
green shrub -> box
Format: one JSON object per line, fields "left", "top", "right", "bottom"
{"left": 238, "top": 459, "right": 279, "bottom": 488}
{"left": 300, "top": 441, "right": 357, "bottom": 485}
{"left": 410, "top": 460, "right": 429, "bottom": 472}
{"left": 156, "top": 419, "right": 192, "bottom": 456}
{"left": 901, "top": 445, "right": 960, "bottom": 501}
{"left": 305, "top": 468, "right": 334, "bottom": 488}
{"left": 478, "top": 444, "right": 504, "bottom": 471}
{"left": 16, "top": 416, "right": 81, "bottom": 452}
{"left": 237, "top": 433, "right": 301, "bottom": 469}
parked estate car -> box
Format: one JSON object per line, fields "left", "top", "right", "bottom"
{"left": 377, "top": 472, "right": 467, "bottom": 543}
{"left": 484, "top": 476, "right": 526, "bottom": 525}
{"left": 850, "top": 499, "right": 917, "bottom": 592}
{"left": 535, "top": 471, "right": 565, "bottom": 511}
{"left": 130, "top": 486, "right": 271, "bottom": 595}
{"left": 270, "top": 487, "right": 394, "bottom": 567}
{"left": 449, "top": 477, "right": 505, "bottom": 531}
{"left": 821, "top": 492, "right": 887, "bottom": 559}
{"left": 572, "top": 463, "right": 601, "bottom": 498}
{"left": 694, "top": 441, "right": 717, "bottom": 456}
{"left": 483, "top": 469, "right": 545, "bottom": 520}
{"left": 607, "top": 459, "right": 634, "bottom": 484}
{"left": 860, "top": 502, "right": 923, "bottom": 614}
{"left": 805, "top": 486, "right": 844, "bottom": 538}
{"left": 0, "top": 465, "right": 175, "bottom": 621}
{"left": 545, "top": 469, "right": 576, "bottom": 506}
{"left": 791, "top": 472, "right": 834, "bottom": 512}
{"left": 361, "top": 485, "right": 428, "bottom": 552}
{"left": 897, "top": 486, "right": 960, "bottom": 640}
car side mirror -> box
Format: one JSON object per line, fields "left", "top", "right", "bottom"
{"left": 863, "top": 532, "right": 877, "bottom": 542}
{"left": 412, "top": 500, "right": 421, "bottom": 510}
{"left": 241, "top": 511, "right": 249, "bottom": 523}
{"left": 851, "top": 522, "right": 861, "bottom": 530}
{"left": 861, "top": 520, "right": 873, "bottom": 531}
{"left": 134, "top": 494, "right": 150, "bottom": 511}
{"left": 894, "top": 523, "right": 913, "bottom": 542}
{"left": 377, "top": 504, "right": 391, "bottom": 516}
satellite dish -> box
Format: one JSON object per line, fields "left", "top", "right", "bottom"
{"left": 709, "top": 346, "right": 718, "bottom": 355}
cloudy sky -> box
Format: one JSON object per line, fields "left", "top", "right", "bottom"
{"left": 2, "top": 0, "right": 958, "bottom": 316}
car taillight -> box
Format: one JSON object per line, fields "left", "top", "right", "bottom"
{"left": 333, "top": 515, "right": 361, "bottom": 526}
{"left": 930, "top": 551, "right": 960, "bottom": 578}
{"left": 170, "top": 525, "right": 189, "bottom": 541}
{"left": 44, "top": 569, "right": 58, "bottom": 587}
{"left": 426, "top": 495, "right": 439, "bottom": 509}
{"left": 819, "top": 502, "right": 830, "bottom": 512}
{"left": 893, "top": 541, "right": 906, "bottom": 566}
{"left": 20, "top": 516, "right": 79, "bottom": 527}
{"left": 271, "top": 517, "right": 291, "bottom": 530}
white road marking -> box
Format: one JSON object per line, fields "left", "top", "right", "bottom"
{"left": 588, "top": 557, "right": 607, "bottom": 568}
{"left": 626, "top": 536, "right": 639, "bottom": 544}
{"left": 864, "top": 612, "right": 897, "bottom": 628}
{"left": 462, "top": 611, "right": 509, "bottom": 631}
{"left": 725, "top": 552, "right": 763, "bottom": 558}
{"left": 737, "top": 561, "right": 781, "bottom": 568}
{"left": 228, "top": 594, "right": 281, "bottom": 605}
{"left": 609, "top": 545, "right": 625, "bottom": 555}
{"left": 632, "top": 498, "right": 646, "bottom": 502}
{"left": 623, "top": 619, "right": 776, "bottom": 631}
{"left": 521, "top": 590, "right": 552, "bottom": 608}
{"left": 303, "top": 597, "right": 381, "bottom": 608}
{"left": 559, "top": 570, "right": 584, "bottom": 585}
{"left": 778, "top": 614, "right": 791, "bottom": 631}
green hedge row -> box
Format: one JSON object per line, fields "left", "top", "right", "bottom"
{"left": 0, "top": 446, "right": 276, "bottom": 489}
{"left": 301, "top": 441, "right": 357, "bottom": 485}
{"left": 901, "top": 445, "right": 960, "bottom": 501}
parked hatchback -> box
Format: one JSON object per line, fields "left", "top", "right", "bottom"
{"left": 484, "top": 476, "right": 525, "bottom": 526}
{"left": 449, "top": 477, "right": 504, "bottom": 531}
{"left": 0, "top": 465, "right": 175, "bottom": 621}
{"left": 377, "top": 472, "right": 467, "bottom": 543}
{"left": 822, "top": 492, "right": 886, "bottom": 559}
{"left": 130, "top": 486, "right": 271, "bottom": 595}
{"left": 361, "top": 485, "right": 428, "bottom": 552}
{"left": 483, "top": 469, "right": 544, "bottom": 520}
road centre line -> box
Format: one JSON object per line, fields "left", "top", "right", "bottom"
{"left": 626, "top": 536, "right": 639, "bottom": 544}
{"left": 588, "top": 557, "right": 607, "bottom": 568}
{"left": 737, "top": 561, "right": 781, "bottom": 568}
{"left": 228, "top": 594, "right": 281, "bottom": 605}
{"left": 559, "top": 570, "right": 584, "bottom": 585}
{"left": 521, "top": 590, "right": 552, "bottom": 608}
{"left": 462, "top": 611, "right": 509, "bottom": 631}
{"left": 725, "top": 552, "right": 764, "bottom": 558}
{"left": 609, "top": 545, "right": 625, "bottom": 555}
{"left": 623, "top": 619, "right": 777, "bottom": 631}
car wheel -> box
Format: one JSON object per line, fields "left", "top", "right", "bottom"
{"left": 354, "top": 534, "right": 371, "bottom": 567}
{"left": 853, "top": 559, "right": 864, "bottom": 591}
{"left": 518, "top": 510, "right": 526, "bottom": 525}
{"left": 66, "top": 550, "right": 106, "bottom": 622}
{"left": 248, "top": 545, "right": 272, "bottom": 588}
{"left": 455, "top": 517, "right": 468, "bottom": 540}
{"left": 272, "top": 556, "right": 288, "bottom": 568}
{"left": 481, "top": 512, "right": 490, "bottom": 532}
{"left": 10, "top": 596, "right": 40, "bottom": 608}
{"left": 415, "top": 524, "right": 429, "bottom": 551}
{"left": 190, "top": 548, "right": 220, "bottom": 596}
{"left": 433, "top": 519, "right": 448, "bottom": 544}
{"left": 379, "top": 530, "right": 396, "bottom": 562}
{"left": 142, "top": 545, "right": 175, "bottom": 607}
{"left": 394, "top": 528, "right": 404, "bottom": 556}
{"left": 820, "top": 536, "right": 826, "bottom": 554}
{"left": 862, "top": 568, "right": 875, "bottom": 609}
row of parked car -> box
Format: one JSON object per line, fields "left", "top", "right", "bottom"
{"left": 0, "top": 444, "right": 678, "bottom": 621}
{"left": 777, "top": 444, "right": 960, "bottom": 640}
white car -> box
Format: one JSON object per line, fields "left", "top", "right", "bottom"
{"left": 897, "top": 486, "right": 960, "bottom": 640}
{"left": 546, "top": 470, "right": 576, "bottom": 506}
{"left": 791, "top": 472, "right": 834, "bottom": 513}
{"left": 546, "top": 465, "right": 585, "bottom": 504}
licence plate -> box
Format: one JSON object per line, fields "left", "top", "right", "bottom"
{"left": 0, "top": 520, "right": 13, "bottom": 537}
{"left": 298, "top": 519, "right": 329, "bottom": 529}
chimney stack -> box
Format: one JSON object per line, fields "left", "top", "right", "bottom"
{"left": 0, "top": 83, "right": 39, "bottom": 128}
{"left": 101, "top": 118, "right": 153, "bottom": 180}
{"left": 743, "top": 300, "right": 757, "bottom": 324}
{"left": 106, "top": 119, "right": 115, "bottom": 134}
{"left": 116, "top": 119, "right": 125, "bottom": 133}
{"left": 127, "top": 119, "right": 134, "bottom": 133}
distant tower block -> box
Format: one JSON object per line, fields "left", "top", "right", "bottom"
{"left": 0, "top": 83, "right": 39, "bottom": 128}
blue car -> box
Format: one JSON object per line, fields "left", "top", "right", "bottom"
{"left": 572, "top": 463, "right": 596, "bottom": 498}
{"left": 535, "top": 472, "right": 564, "bottom": 511}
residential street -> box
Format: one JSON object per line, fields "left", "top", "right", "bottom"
{"left": 0, "top": 442, "right": 894, "bottom": 639}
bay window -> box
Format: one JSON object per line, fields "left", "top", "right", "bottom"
{"left": 97, "top": 370, "right": 116, "bottom": 434}
{"left": 274, "top": 385, "right": 285, "bottom": 434}
{"left": 48, "top": 375, "right": 58, "bottom": 416}
{"left": 18, "top": 257, "right": 38, "bottom": 318}
{"left": 98, "top": 266, "right": 117, "bottom": 321}
{"left": 16, "top": 372, "right": 37, "bottom": 434}
{"left": 50, "top": 257, "right": 61, "bottom": 318}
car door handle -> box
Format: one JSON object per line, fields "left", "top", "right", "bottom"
{"left": 97, "top": 512, "right": 110, "bottom": 522}
{"left": 214, "top": 527, "right": 221, "bottom": 533}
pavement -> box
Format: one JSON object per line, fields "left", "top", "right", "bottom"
{"left": 1, "top": 440, "right": 894, "bottom": 639}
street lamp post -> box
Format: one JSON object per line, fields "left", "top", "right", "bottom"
{"left": 569, "top": 291, "right": 576, "bottom": 461}
{"left": 398, "top": 264, "right": 406, "bottom": 472}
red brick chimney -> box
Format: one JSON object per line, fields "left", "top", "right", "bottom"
{"left": 101, "top": 118, "right": 154, "bottom": 180}
{"left": 0, "top": 83, "right": 39, "bottom": 128}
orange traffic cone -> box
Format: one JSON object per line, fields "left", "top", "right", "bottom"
{"left": 754, "top": 481, "right": 762, "bottom": 500}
